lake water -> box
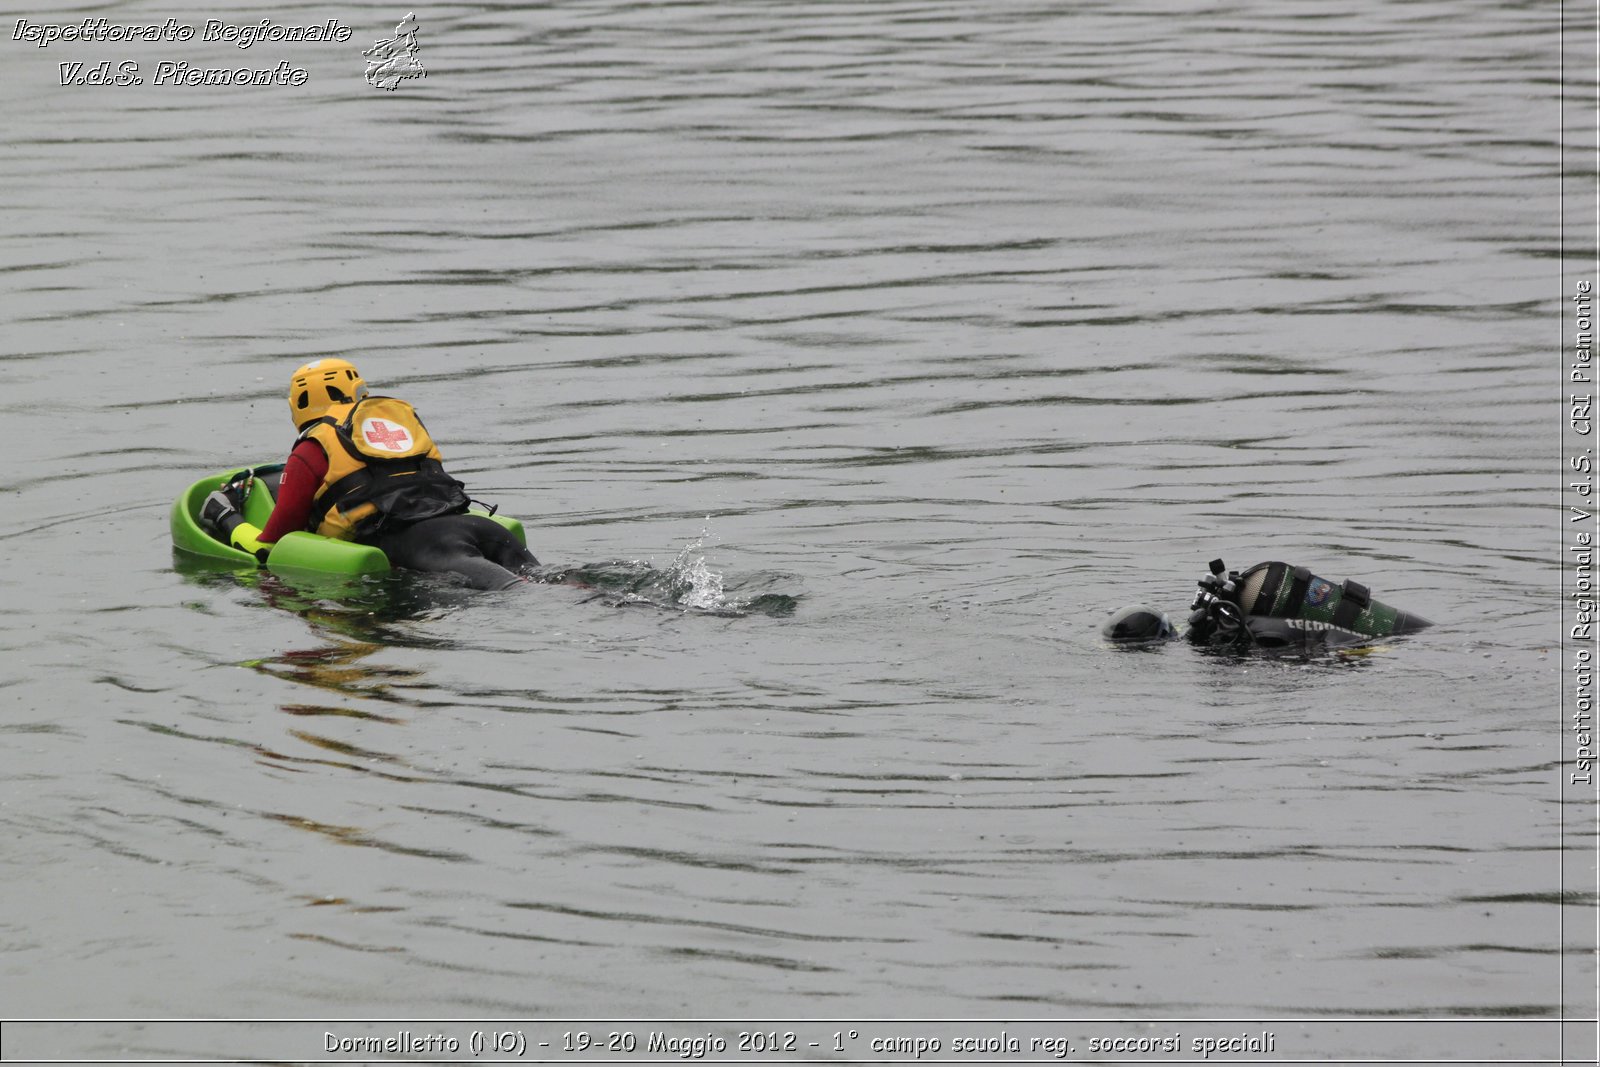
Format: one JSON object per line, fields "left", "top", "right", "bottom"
{"left": 0, "top": 0, "right": 1590, "bottom": 1062}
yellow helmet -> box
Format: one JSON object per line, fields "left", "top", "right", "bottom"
{"left": 288, "top": 358, "right": 368, "bottom": 428}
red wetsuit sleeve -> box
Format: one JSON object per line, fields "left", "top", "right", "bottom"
{"left": 258, "top": 439, "right": 330, "bottom": 544}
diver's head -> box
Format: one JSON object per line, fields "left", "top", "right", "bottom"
{"left": 1101, "top": 604, "right": 1175, "bottom": 644}
{"left": 288, "top": 358, "right": 368, "bottom": 429}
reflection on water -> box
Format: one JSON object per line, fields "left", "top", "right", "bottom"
{"left": 248, "top": 639, "right": 418, "bottom": 702}
{"left": 0, "top": 0, "right": 1579, "bottom": 1053}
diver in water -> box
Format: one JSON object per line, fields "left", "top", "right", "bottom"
{"left": 199, "top": 358, "right": 538, "bottom": 591}
{"left": 1102, "top": 558, "right": 1432, "bottom": 650}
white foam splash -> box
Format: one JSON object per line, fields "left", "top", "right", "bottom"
{"left": 663, "top": 525, "right": 726, "bottom": 611}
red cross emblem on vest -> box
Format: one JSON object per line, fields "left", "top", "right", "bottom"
{"left": 362, "top": 418, "right": 411, "bottom": 452}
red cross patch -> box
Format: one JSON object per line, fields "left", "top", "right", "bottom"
{"left": 362, "top": 418, "right": 411, "bottom": 452}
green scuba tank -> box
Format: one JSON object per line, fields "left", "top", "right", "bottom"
{"left": 1235, "top": 561, "right": 1430, "bottom": 638}
{"left": 1189, "top": 559, "right": 1431, "bottom": 648}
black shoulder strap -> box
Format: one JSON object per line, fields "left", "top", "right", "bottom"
{"left": 296, "top": 414, "right": 338, "bottom": 443}
{"left": 331, "top": 401, "right": 371, "bottom": 463}
{"left": 1331, "top": 580, "right": 1371, "bottom": 629}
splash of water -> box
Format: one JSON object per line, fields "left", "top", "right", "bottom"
{"left": 529, "top": 525, "right": 798, "bottom": 617}
{"left": 660, "top": 527, "right": 726, "bottom": 612}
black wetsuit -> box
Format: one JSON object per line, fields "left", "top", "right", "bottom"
{"left": 376, "top": 514, "right": 539, "bottom": 591}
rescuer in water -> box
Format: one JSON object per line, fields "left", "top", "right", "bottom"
{"left": 199, "top": 358, "right": 538, "bottom": 590}
{"left": 1102, "top": 558, "right": 1432, "bottom": 650}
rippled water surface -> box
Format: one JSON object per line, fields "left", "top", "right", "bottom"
{"left": 0, "top": 0, "right": 1583, "bottom": 1059}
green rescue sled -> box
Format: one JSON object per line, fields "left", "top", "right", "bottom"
{"left": 170, "top": 464, "right": 526, "bottom": 578}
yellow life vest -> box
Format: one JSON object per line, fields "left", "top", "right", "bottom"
{"left": 303, "top": 396, "right": 468, "bottom": 541}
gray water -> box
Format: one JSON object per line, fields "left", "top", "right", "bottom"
{"left": 0, "top": 0, "right": 1586, "bottom": 1061}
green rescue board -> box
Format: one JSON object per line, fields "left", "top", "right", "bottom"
{"left": 171, "top": 465, "right": 526, "bottom": 578}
